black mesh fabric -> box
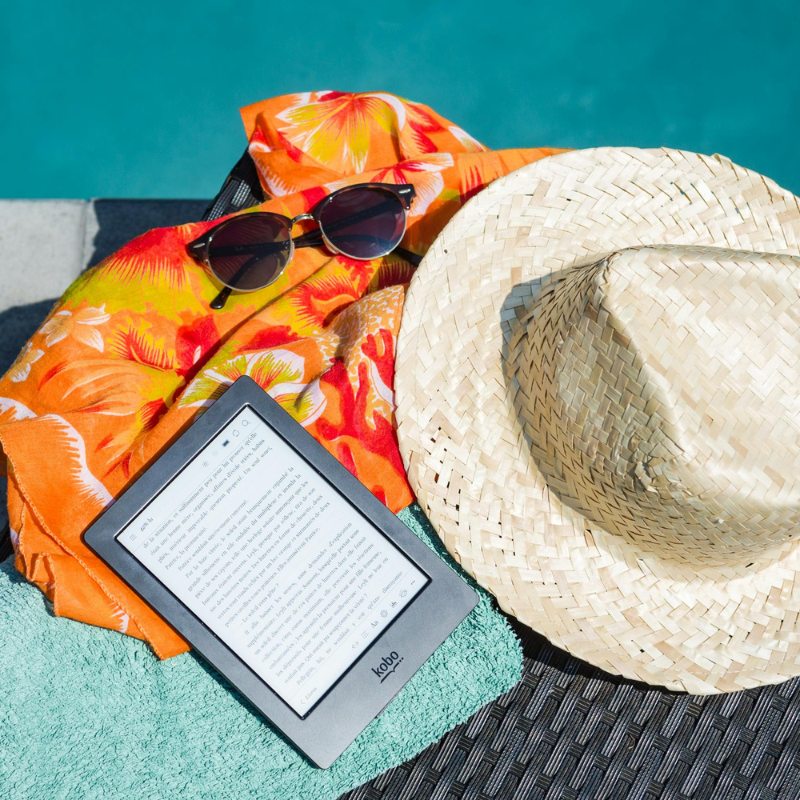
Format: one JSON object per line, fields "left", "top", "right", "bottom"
{"left": 201, "top": 146, "right": 266, "bottom": 222}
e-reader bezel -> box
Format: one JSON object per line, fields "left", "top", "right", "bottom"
{"left": 83, "top": 376, "right": 478, "bottom": 769}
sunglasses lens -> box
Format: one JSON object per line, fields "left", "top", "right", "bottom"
{"left": 206, "top": 215, "right": 291, "bottom": 291}
{"left": 318, "top": 187, "right": 406, "bottom": 259}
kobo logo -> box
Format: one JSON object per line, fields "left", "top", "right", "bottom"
{"left": 371, "top": 651, "right": 404, "bottom": 683}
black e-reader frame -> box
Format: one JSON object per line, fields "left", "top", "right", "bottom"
{"left": 84, "top": 376, "right": 477, "bottom": 768}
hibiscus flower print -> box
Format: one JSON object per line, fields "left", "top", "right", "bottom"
{"left": 0, "top": 397, "right": 36, "bottom": 422}
{"left": 276, "top": 91, "right": 408, "bottom": 175}
{"left": 371, "top": 154, "right": 454, "bottom": 217}
{"left": 8, "top": 343, "right": 44, "bottom": 383}
{"left": 447, "top": 124, "right": 487, "bottom": 152}
{"left": 180, "top": 349, "right": 327, "bottom": 427}
{"left": 39, "top": 305, "right": 110, "bottom": 352}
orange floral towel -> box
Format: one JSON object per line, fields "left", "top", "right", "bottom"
{"left": 0, "top": 91, "right": 563, "bottom": 657}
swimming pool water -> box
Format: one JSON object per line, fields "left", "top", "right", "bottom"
{"left": 2, "top": 0, "right": 798, "bottom": 199}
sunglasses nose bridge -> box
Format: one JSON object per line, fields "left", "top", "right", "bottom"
{"left": 289, "top": 212, "right": 315, "bottom": 230}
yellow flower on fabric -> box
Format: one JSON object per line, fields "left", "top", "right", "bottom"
{"left": 8, "top": 343, "right": 44, "bottom": 383}
{"left": 179, "top": 349, "right": 327, "bottom": 427}
{"left": 39, "top": 305, "right": 110, "bottom": 352}
{"left": 276, "top": 92, "right": 405, "bottom": 175}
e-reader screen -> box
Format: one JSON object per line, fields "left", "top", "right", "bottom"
{"left": 116, "top": 406, "right": 428, "bottom": 717}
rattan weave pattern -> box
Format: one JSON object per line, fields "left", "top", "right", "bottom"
{"left": 201, "top": 146, "right": 266, "bottom": 221}
{"left": 341, "top": 628, "right": 800, "bottom": 800}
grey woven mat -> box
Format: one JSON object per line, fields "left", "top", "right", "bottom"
{"left": 340, "top": 623, "right": 800, "bottom": 800}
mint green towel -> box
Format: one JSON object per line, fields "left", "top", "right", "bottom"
{"left": 0, "top": 505, "right": 521, "bottom": 800}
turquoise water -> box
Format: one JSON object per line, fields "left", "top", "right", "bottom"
{"left": 3, "top": 0, "right": 799, "bottom": 199}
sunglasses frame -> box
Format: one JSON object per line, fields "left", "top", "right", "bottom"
{"left": 187, "top": 183, "right": 417, "bottom": 306}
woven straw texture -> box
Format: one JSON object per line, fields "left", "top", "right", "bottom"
{"left": 341, "top": 628, "right": 800, "bottom": 800}
{"left": 395, "top": 148, "right": 800, "bottom": 693}
{"left": 511, "top": 244, "right": 800, "bottom": 565}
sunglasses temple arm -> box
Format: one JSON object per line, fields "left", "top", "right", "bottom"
{"left": 395, "top": 246, "right": 422, "bottom": 266}
{"left": 210, "top": 253, "right": 262, "bottom": 310}
{"left": 310, "top": 199, "right": 400, "bottom": 239}
{"left": 292, "top": 230, "right": 423, "bottom": 267}
{"left": 211, "top": 247, "right": 421, "bottom": 310}
{"left": 205, "top": 241, "right": 288, "bottom": 257}
{"left": 210, "top": 286, "right": 232, "bottom": 310}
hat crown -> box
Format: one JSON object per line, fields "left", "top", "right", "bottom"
{"left": 514, "top": 245, "right": 800, "bottom": 564}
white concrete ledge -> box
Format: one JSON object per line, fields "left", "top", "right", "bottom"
{"left": 0, "top": 200, "right": 89, "bottom": 309}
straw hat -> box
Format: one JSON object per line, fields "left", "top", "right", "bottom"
{"left": 395, "top": 147, "right": 800, "bottom": 694}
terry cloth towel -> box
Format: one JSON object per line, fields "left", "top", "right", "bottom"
{"left": 0, "top": 506, "right": 522, "bottom": 799}
{"left": 0, "top": 89, "right": 563, "bottom": 655}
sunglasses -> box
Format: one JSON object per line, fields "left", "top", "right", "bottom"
{"left": 187, "top": 183, "right": 421, "bottom": 310}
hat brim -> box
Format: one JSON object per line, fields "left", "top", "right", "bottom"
{"left": 395, "top": 147, "right": 800, "bottom": 694}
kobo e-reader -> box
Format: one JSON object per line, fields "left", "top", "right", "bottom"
{"left": 84, "top": 376, "right": 478, "bottom": 768}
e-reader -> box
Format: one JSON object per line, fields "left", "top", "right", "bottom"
{"left": 83, "top": 376, "right": 478, "bottom": 768}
